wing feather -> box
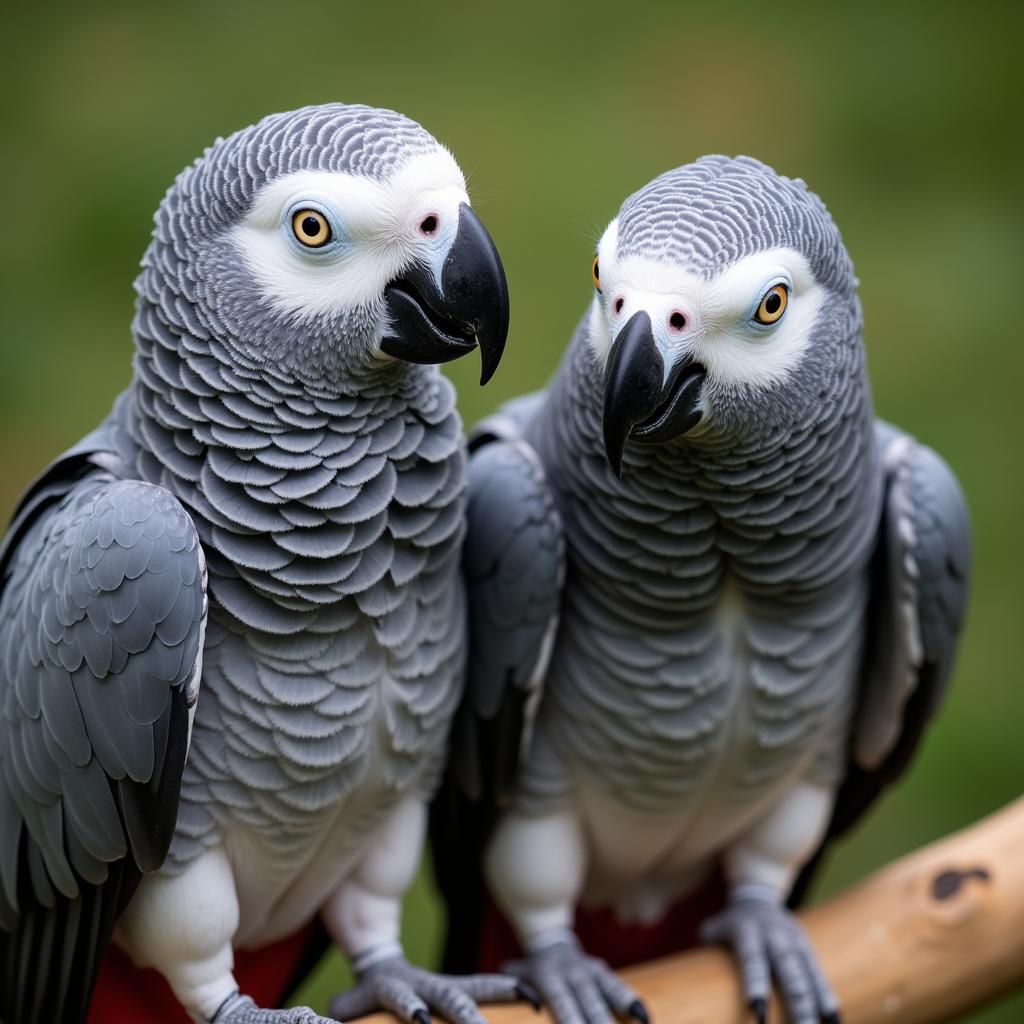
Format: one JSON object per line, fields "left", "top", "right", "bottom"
{"left": 0, "top": 452, "right": 206, "bottom": 1024}
{"left": 790, "top": 423, "right": 970, "bottom": 904}
{"left": 430, "top": 428, "right": 564, "bottom": 972}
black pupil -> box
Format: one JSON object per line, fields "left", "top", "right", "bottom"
{"left": 670, "top": 312, "right": 686, "bottom": 330}
{"left": 593, "top": 261, "right": 599, "bottom": 280}
{"left": 301, "top": 215, "right": 322, "bottom": 238}
{"left": 421, "top": 215, "right": 438, "bottom": 234}
{"left": 764, "top": 291, "right": 782, "bottom": 314}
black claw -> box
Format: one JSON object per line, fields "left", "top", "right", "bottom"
{"left": 515, "top": 981, "right": 542, "bottom": 1012}
{"left": 750, "top": 998, "right": 766, "bottom": 1024}
{"left": 822, "top": 1014, "right": 842, "bottom": 1024}
{"left": 413, "top": 1010, "right": 431, "bottom": 1024}
{"left": 627, "top": 1000, "right": 650, "bottom": 1024}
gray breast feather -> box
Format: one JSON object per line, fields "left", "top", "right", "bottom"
{"left": 855, "top": 424, "right": 971, "bottom": 770}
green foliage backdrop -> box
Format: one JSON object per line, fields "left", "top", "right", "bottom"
{"left": 1, "top": 2, "right": 1021, "bottom": 1019}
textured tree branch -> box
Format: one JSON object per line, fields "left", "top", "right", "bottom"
{"left": 383, "top": 798, "right": 1024, "bottom": 1024}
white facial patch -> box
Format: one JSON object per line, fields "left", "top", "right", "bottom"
{"left": 590, "top": 221, "right": 825, "bottom": 393}
{"left": 229, "top": 149, "right": 468, "bottom": 322}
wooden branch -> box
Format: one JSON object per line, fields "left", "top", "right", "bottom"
{"left": 387, "top": 798, "right": 1024, "bottom": 1024}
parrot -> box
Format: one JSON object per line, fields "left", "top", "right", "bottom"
{"left": 430, "top": 155, "right": 971, "bottom": 1024}
{"left": 0, "top": 102, "right": 533, "bottom": 1024}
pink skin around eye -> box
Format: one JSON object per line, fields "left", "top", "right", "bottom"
{"left": 668, "top": 310, "right": 687, "bottom": 332}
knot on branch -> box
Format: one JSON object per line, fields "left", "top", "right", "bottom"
{"left": 931, "top": 867, "right": 991, "bottom": 901}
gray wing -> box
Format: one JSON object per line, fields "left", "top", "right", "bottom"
{"left": 852, "top": 424, "right": 971, "bottom": 771}
{"left": 0, "top": 456, "right": 207, "bottom": 1024}
{"left": 430, "top": 429, "right": 564, "bottom": 972}
{"left": 451, "top": 435, "right": 564, "bottom": 804}
{"left": 791, "top": 423, "right": 970, "bottom": 902}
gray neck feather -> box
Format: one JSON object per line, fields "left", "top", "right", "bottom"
{"left": 119, "top": 287, "right": 466, "bottom": 640}
{"left": 530, "top": 316, "right": 880, "bottom": 620}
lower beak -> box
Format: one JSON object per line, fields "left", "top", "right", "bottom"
{"left": 381, "top": 203, "right": 510, "bottom": 385}
{"left": 602, "top": 310, "right": 706, "bottom": 477}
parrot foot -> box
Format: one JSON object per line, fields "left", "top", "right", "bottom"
{"left": 700, "top": 895, "right": 841, "bottom": 1024}
{"left": 330, "top": 954, "right": 533, "bottom": 1024}
{"left": 502, "top": 932, "right": 648, "bottom": 1024}
{"left": 212, "top": 992, "right": 338, "bottom": 1024}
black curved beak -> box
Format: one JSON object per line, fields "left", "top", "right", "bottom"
{"left": 602, "top": 310, "right": 706, "bottom": 477}
{"left": 381, "top": 203, "right": 509, "bottom": 385}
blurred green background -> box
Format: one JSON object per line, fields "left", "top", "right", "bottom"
{"left": 1, "top": 1, "right": 1022, "bottom": 1020}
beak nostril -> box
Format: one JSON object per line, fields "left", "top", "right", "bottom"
{"left": 614, "top": 297, "right": 625, "bottom": 315}
{"left": 669, "top": 311, "right": 687, "bottom": 332}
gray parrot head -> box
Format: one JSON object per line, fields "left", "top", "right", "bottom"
{"left": 589, "top": 155, "right": 861, "bottom": 475}
{"left": 136, "top": 103, "right": 509, "bottom": 387}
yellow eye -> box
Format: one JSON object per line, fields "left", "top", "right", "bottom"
{"left": 291, "top": 209, "right": 332, "bottom": 248}
{"left": 754, "top": 283, "right": 788, "bottom": 325}
{"left": 592, "top": 256, "right": 601, "bottom": 292}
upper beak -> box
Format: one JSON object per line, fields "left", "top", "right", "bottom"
{"left": 602, "top": 310, "right": 706, "bottom": 477}
{"left": 381, "top": 203, "right": 510, "bottom": 385}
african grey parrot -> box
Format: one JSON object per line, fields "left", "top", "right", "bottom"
{"left": 0, "top": 103, "right": 532, "bottom": 1024}
{"left": 431, "top": 155, "right": 971, "bottom": 1024}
